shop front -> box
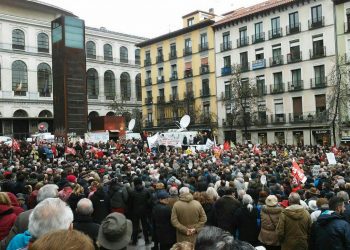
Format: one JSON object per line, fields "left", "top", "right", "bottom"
{"left": 293, "top": 131, "right": 304, "bottom": 146}
{"left": 275, "top": 131, "right": 285, "bottom": 144}
{"left": 312, "top": 130, "right": 330, "bottom": 146}
{"left": 258, "top": 132, "right": 267, "bottom": 144}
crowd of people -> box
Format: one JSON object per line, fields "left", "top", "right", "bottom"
{"left": 0, "top": 138, "right": 350, "bottom": 250}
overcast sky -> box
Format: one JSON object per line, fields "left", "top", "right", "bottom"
{"left": 40, "top": 0, "right": 265, "bottom": 38}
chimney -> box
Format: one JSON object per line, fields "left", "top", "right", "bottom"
{"left": 209, "top": 8, "right": 214, "bottom": 14}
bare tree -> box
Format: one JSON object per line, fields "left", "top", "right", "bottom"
{"left": 327, "top": 56, "right": 350, "bottom": 145}
{"left": 225, "top": 64, "right": 258, "bottom": 142}
{"left": 108, "top": 96, "right": 127, "bottom": 116}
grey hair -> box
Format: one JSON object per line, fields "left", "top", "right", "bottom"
{"left": 169, "top": 186, "right": 178, "bottom": 196}
{"left": 76, "top": 198, "right": 94, "bottom": 216}
{"left": 242, "top": 194, "right": 254, "bottom": 212}
{"left": 179, "top": 187, "right": 190, "bottom": 194}
{"left": 337, "top": 191, "right": 349, "bottom": 202}
{"left": 29, "top": 198, "right": 73, "bottom": 238}
{"left": 37, "top": 184, "right": 59, "bottom": 203}
{"left": 237, "top": 189, "right": 246, "bottom": 199}
{"left": 206, "top": 187, "right": 219, "bottom": 201}
{"left": 288, "top": 192, "right": 301, "bottom": 205}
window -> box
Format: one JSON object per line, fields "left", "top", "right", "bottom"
{"left": 120, "top": 46, "right": 128, "bottom": 63}
{"left": 240, "top": 52, "right": 248, "bottom": 70}
{"left": 104, "top": 70, "right": 115, "bottom": 100}
{"left": 170, "top": 43, "right": 176, "bottom": 58}
{"left": 203, "top": 103, "right": 210, "bottom": 119}
{"left": 87, "top": 68, "right": 99, "bottom": 99}
{"left": 274, "top": 99, "right": 284, "bottom": 120}
{"left": 145, "top": 51, "right": 151, "bottom": 65}
{"left": 255, "top": 50, "right": 264, "bottom": 60}
{"left": 312, "top": 38, "right": 324, "bottom": 58}
{"left": 222, "top": 32, "right": 231, "bottom": 51}
{"left": 202, "top": 79, "right": 210, "bottom": 96}
{"left": 37, "top": 63, "right": 52, "bottom": 97}
{"left": 135, "top": 74, "right": 141, "bottom": 101}
{"left": 224, "top": 56, "right": 231, "bottom": 68}
{"left": 311, "top": 5, "right": 322, "bottom": 24}
{"left": 37, "top": 33, "right": 49, "bottom": 53}
{"left": 172, "top": 86, "right": 178, "bottom": 99}
{"left": 12, "top": 60, "right": 28, "bottom": 96}
{"left": 292, "top": 97, "right": 303, "bottom": 117}
{"left": 314, "top": 65, "right": 325, "bottom": 85}
{"left": 159, "top": 88, "right": 164, "bottom": 97}
{"left": 274, "top": 72, "right": 283, "bottom": 85}
{"left": 86, "top": 41, "right": 96, "bottom": 59}
{"left": 171, "top": 64, "right": 177, "bottom": 79}
{"left": 200, "top": 33, "right": 208, "bottom": 50}
{"left": 104, "top": 44, "right": 113, "bottom": 61}
{"left": 289, "top": 44, "right": 301, "bottom": 62}
{"left": 135, "top": 49, "right": 140, "bottom": 65}
{"left": 272, "top": 47, "right": 282, "bottom": 65}
{"left": 291, "top": 69, "right": 302, "bottom": 89}
{"left": 289, "top": 12, "right": 299, "bottom": 30}
{"left": 157, "top": 67, "right": 164, "bottom": 83}
{"left": 225, "top": 83, "right": 232, "bottom": 99}
{"left": 157, "top": 47, "right": 163, "bottom": 63}
{"left": 315, "top": 94, "right": 326, "bottom": 113}
{"left": 12, "top": 29, "right": 25, "bottom": 50}
{"left": 257, "top": 75, "right": 265, "bottom": 96}
{"left": 184, "top": 38, "right": 192, "bottom": 55}
{"left": 254, "top": 22, "right": 264, "bottom": 42}
{"left": 120, "top": 72, "right": 131, "bottom": 101}
{"left": 187, "top": 17, "right": 194, "bottom": 27}
{"left": 271, "top": 17, "right": 281, "bottom": 37}
{"left": 239, "top": 27, "right": 248, "bottom": 46}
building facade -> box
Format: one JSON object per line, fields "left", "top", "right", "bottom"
{"left": 0, "top": 0, "right": 146, "bottom": 138}
{"left": 214, "top": 0, "right": 336, "bottom": 145}
{"left": 137, "top": 11, "right": 219, "bottom": 133}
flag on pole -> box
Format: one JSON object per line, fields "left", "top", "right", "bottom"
{"left": 12, "top": 139, "right": 20, "bottom": 152}
{"left": 223, "top": 141, "right": 230, "bottom": 151}
{"left": 291, "top": 158, "right": 307, "bottom": 183}
{"left": 65, "top": 147, "right": 76, "bottom": 155}
{"left": 252, "top": 144, "right": 261, "bottom": 155}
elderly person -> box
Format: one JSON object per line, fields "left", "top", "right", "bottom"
{"left": 73, "top": 198, "right": 100, "bottom": 244}
{"left": 259, "top": 195, "right": 283, "bottom": 250}
{"left": 1, "top": 184, "right": 58, "bottom": 249}
{"left": 0, "top": 192, "right": 17, "bottom": 240}
{"left": 171, "top": 187, "right": 207, "bottom": 243}
{"left": 276, "top": 193, "right": 311, "bottom": 250}
{"left": 7, "top": 198, "right": 73, "bottom": 250}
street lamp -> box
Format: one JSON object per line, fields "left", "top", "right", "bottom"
{"left": 308, "top": 113, "right": 313, "bottom": 146}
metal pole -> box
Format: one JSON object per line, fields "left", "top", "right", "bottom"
{"left": 309, "top": 121, "right": 312, "bottom": 146}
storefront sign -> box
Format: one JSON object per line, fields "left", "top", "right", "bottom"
{"left": 313, "top": 130, "right": 329, "bottom": 135}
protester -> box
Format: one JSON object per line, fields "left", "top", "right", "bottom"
{"left": 0, "top": 192, "right": 17, "bottom": 240}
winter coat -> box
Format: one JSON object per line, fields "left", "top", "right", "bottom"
{"left": 276, "top": 204, "right": 311, "bottom": 250}
{"left": 90, "top": 188, "right": 110, "bottom": 224}
{"left": 258, "top": 205, "right": 283, "bottom": 246}
{"left": 109, "top": 183, "right": 128, "bottom": 209}
{"left": 310, "top": 211, "right": 350, "bottom": 250}
{"left": 73, "top": 214, "right": 100, "bottom": 242}
{"left": 7, "top": 192, "right": 24, "bottom": 216}
{"left": 171, "top": 193, "right": 207, "bottom": 243}
{"left": 213, "top": 195, "right": 241, "bottom": 233}
{"left": 234, "top": 177, "right": 246, "bottom": 192}
{"left": 0, "top": 205, "right": 17, "bottom": 240}
{"left": 6, "top": 230, "right": 31, "bottom": 250}
{"left": 67, "top": 193, "right": 85, "bottom": 212}
{"left": 235, "top": 206, "right": 260, "bottom": 246}
{"left": 129, "top": 185, "right": 151, "bottom": 216}
{"left": 202, "top": 202, "right": 215, "bottom": 226}
{"left": 152, "top": 200, "right": 176, "bottom": 245}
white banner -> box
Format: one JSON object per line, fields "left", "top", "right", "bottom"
{"left": 326, "top": 153, "right": 337, "bottom": 165}
{"left": 84, "top": 132, "right": 109, "bottom": 144}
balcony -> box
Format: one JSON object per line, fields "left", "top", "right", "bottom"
{"left": 157, "top": 96, "right": 165, "bottom": 103}
{"left": 200, "top": 65, "right": 210, "bottom": 75}
{"left": 145, "top": 120, "right": 153, "bottom": 128}
{"left": 287, "top": 52, "right": 302, "bottom": 63}
{"left": 254, "top": 115, "right": 268, "bottom": 126}
{"left": 221, "top": 92, "right": 232, "bottom": 101}
{"left": 169, "top": 72, "right": 178, "bottom": 81}
{"left": 270, "top": 83, "right": 285, "bottom": 94}
{"left": 169, "top": 52, "right": 177, "bottom": 60}
{"left": 237, "top": 37, "right": 249, "bottom": 48}
{"left": 268, "top": 28, "right": 283, "bottom": 39}
{"left": 184, "top": 69, "right": 193, "bottom": 78}
{"left": 157, "top": 76, "right": 164, "bottom": 84}
{"left": 144, "top": 97, "right": 153, "bottom": 105}
{"left": 240, "top": 63, "right": 250, "bottom": 72}
{"left": 156, "top": 55, "right": 164, "bottom": 63}
{"left": 310, "top": 46, "right": 326, "bottom": 59}
{"left": 220, "top": 41, "right": 232, "bottom": 52}
{"left": 286, "top": 23, "right": 301, "bottom": 35}
{"left": 145, "top": 78, "right": 152, "bottom": 86}
{"left": 183, "top": 47, "right": 192, "bottom": 56}
{"left": 221, "top": 66, "right": 232, "bottom": 76}
{"left": 169, "top": 94, "right": 179, "bottom": 102}
{"left": 199, "top": 42, "right": 208, "bottom": 52}
{"left": 288, "top": 80, "right": 304, "bottom": 91}
{"left": 200, "top": 89, "right": 210, "bottom": 97}
{"left": 252, "top": 33, "right": 265, "bottom": 44}
{"left": 184, "top": 91, "right": 194, "bottom": 100}
{"left": 135, "top": 59, "right": 141, "bottom": 65}
{"left": 144, "top": 59, "right": 152, "bottom": 66}
{"left": 308, "top": 17, "right": 325, "bottom": 29}
{"left": 252, "top": 59, "right": 266, "bottom": 70}
{"left": 289, "top": 113, "right": 310, "bottom": 123}
{"left": 269, "top": 55, "right": 284, "bottom": 67}
{"left": 310, "top": 77, "right": 327, "bottom": 89}
{"left": 256, "top": 85, "right": 267, "bottom": 96}
{"left": 271, "top": 114, "right": 286, "bottom": 124}
{"left": 345, "top": 22, "right": 350, "bottom": 33}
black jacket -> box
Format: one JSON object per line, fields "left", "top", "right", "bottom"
{"left": 310, "top": 211, "right": 350, "bottom": 250}
{"left": 152, "top": 201, "right": 176, "bottom": 245}
{"left": 73, "top": 214, "right": 100, "bottom": 242}
{"left": 109, "top": 183, "right": 128, "bottom": 209}
{"left": 129, "top": 185, "right": 151, "bottom": 216}
{"left": 234, "top": 206, "right": 260, "bottom": 246}
{"left": 213, "top": 195, "right": 241, "bottom": 233}
{"left": 90, "top": 188, "right": 111, "bottom": 224}
{"left": 68, "top": 193, "right": 85, "bottom": 212}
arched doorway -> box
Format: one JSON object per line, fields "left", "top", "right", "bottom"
{"left": 13, "top": 109, "right": 29, "bottom": 139}
{"left": 88, "top": 111, "right": 99, "bottom": 131}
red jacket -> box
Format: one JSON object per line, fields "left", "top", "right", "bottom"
{"left": 7, "top": 192, "right": 24, "bottom": 215}
{"left": 0, "top": 204, "right": 17, "bottom": 240}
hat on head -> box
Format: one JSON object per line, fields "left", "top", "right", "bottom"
{"left": 309, "top": 187, "right": 319, "bottom": 196}
{"left": 155, "top": 183, "right": 165, "bottom": 190}
{"left": 308, "top": 200, "right": 318, "bottom": 211}
{"left": 157, "top": 190, "right": 169, "bottom": 200}
{"left": 66, "top": 175, "right": 77, "bottom": 183}
{"left": 97, "top": 212, "right": 132, "bottom": 250}
{"left": 265, "top": 195, "right": 278, "bottom": 207}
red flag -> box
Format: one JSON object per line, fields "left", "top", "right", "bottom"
{"left": 252, "top": 144, "right": 261, "bottom": 155}
{"left": 65, "top": 147, "right": 76, "bottom": 155}
{"left": 223, "top": 141, "right": 230, "bottom": 151}
{"left": 12, "top": 139, "right": 20, "bottom": 152}
{"left": 331, "top": 145, "right": 339, "bottom": 155}
{"left": 90, "top": 146, "right": 98, "bottom": 153}
{"left": 291, "top": 159, "right": 307, "bottom": 183}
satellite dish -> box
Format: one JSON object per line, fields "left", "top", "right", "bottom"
{"left": 38, "top": 122, "right": 48, "bottom": 132}
{"left": 128, "top": 119, "right": 136, "bottom": 132}
{"left": 179, "top": 115, "right": 191, "bottom": 129}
